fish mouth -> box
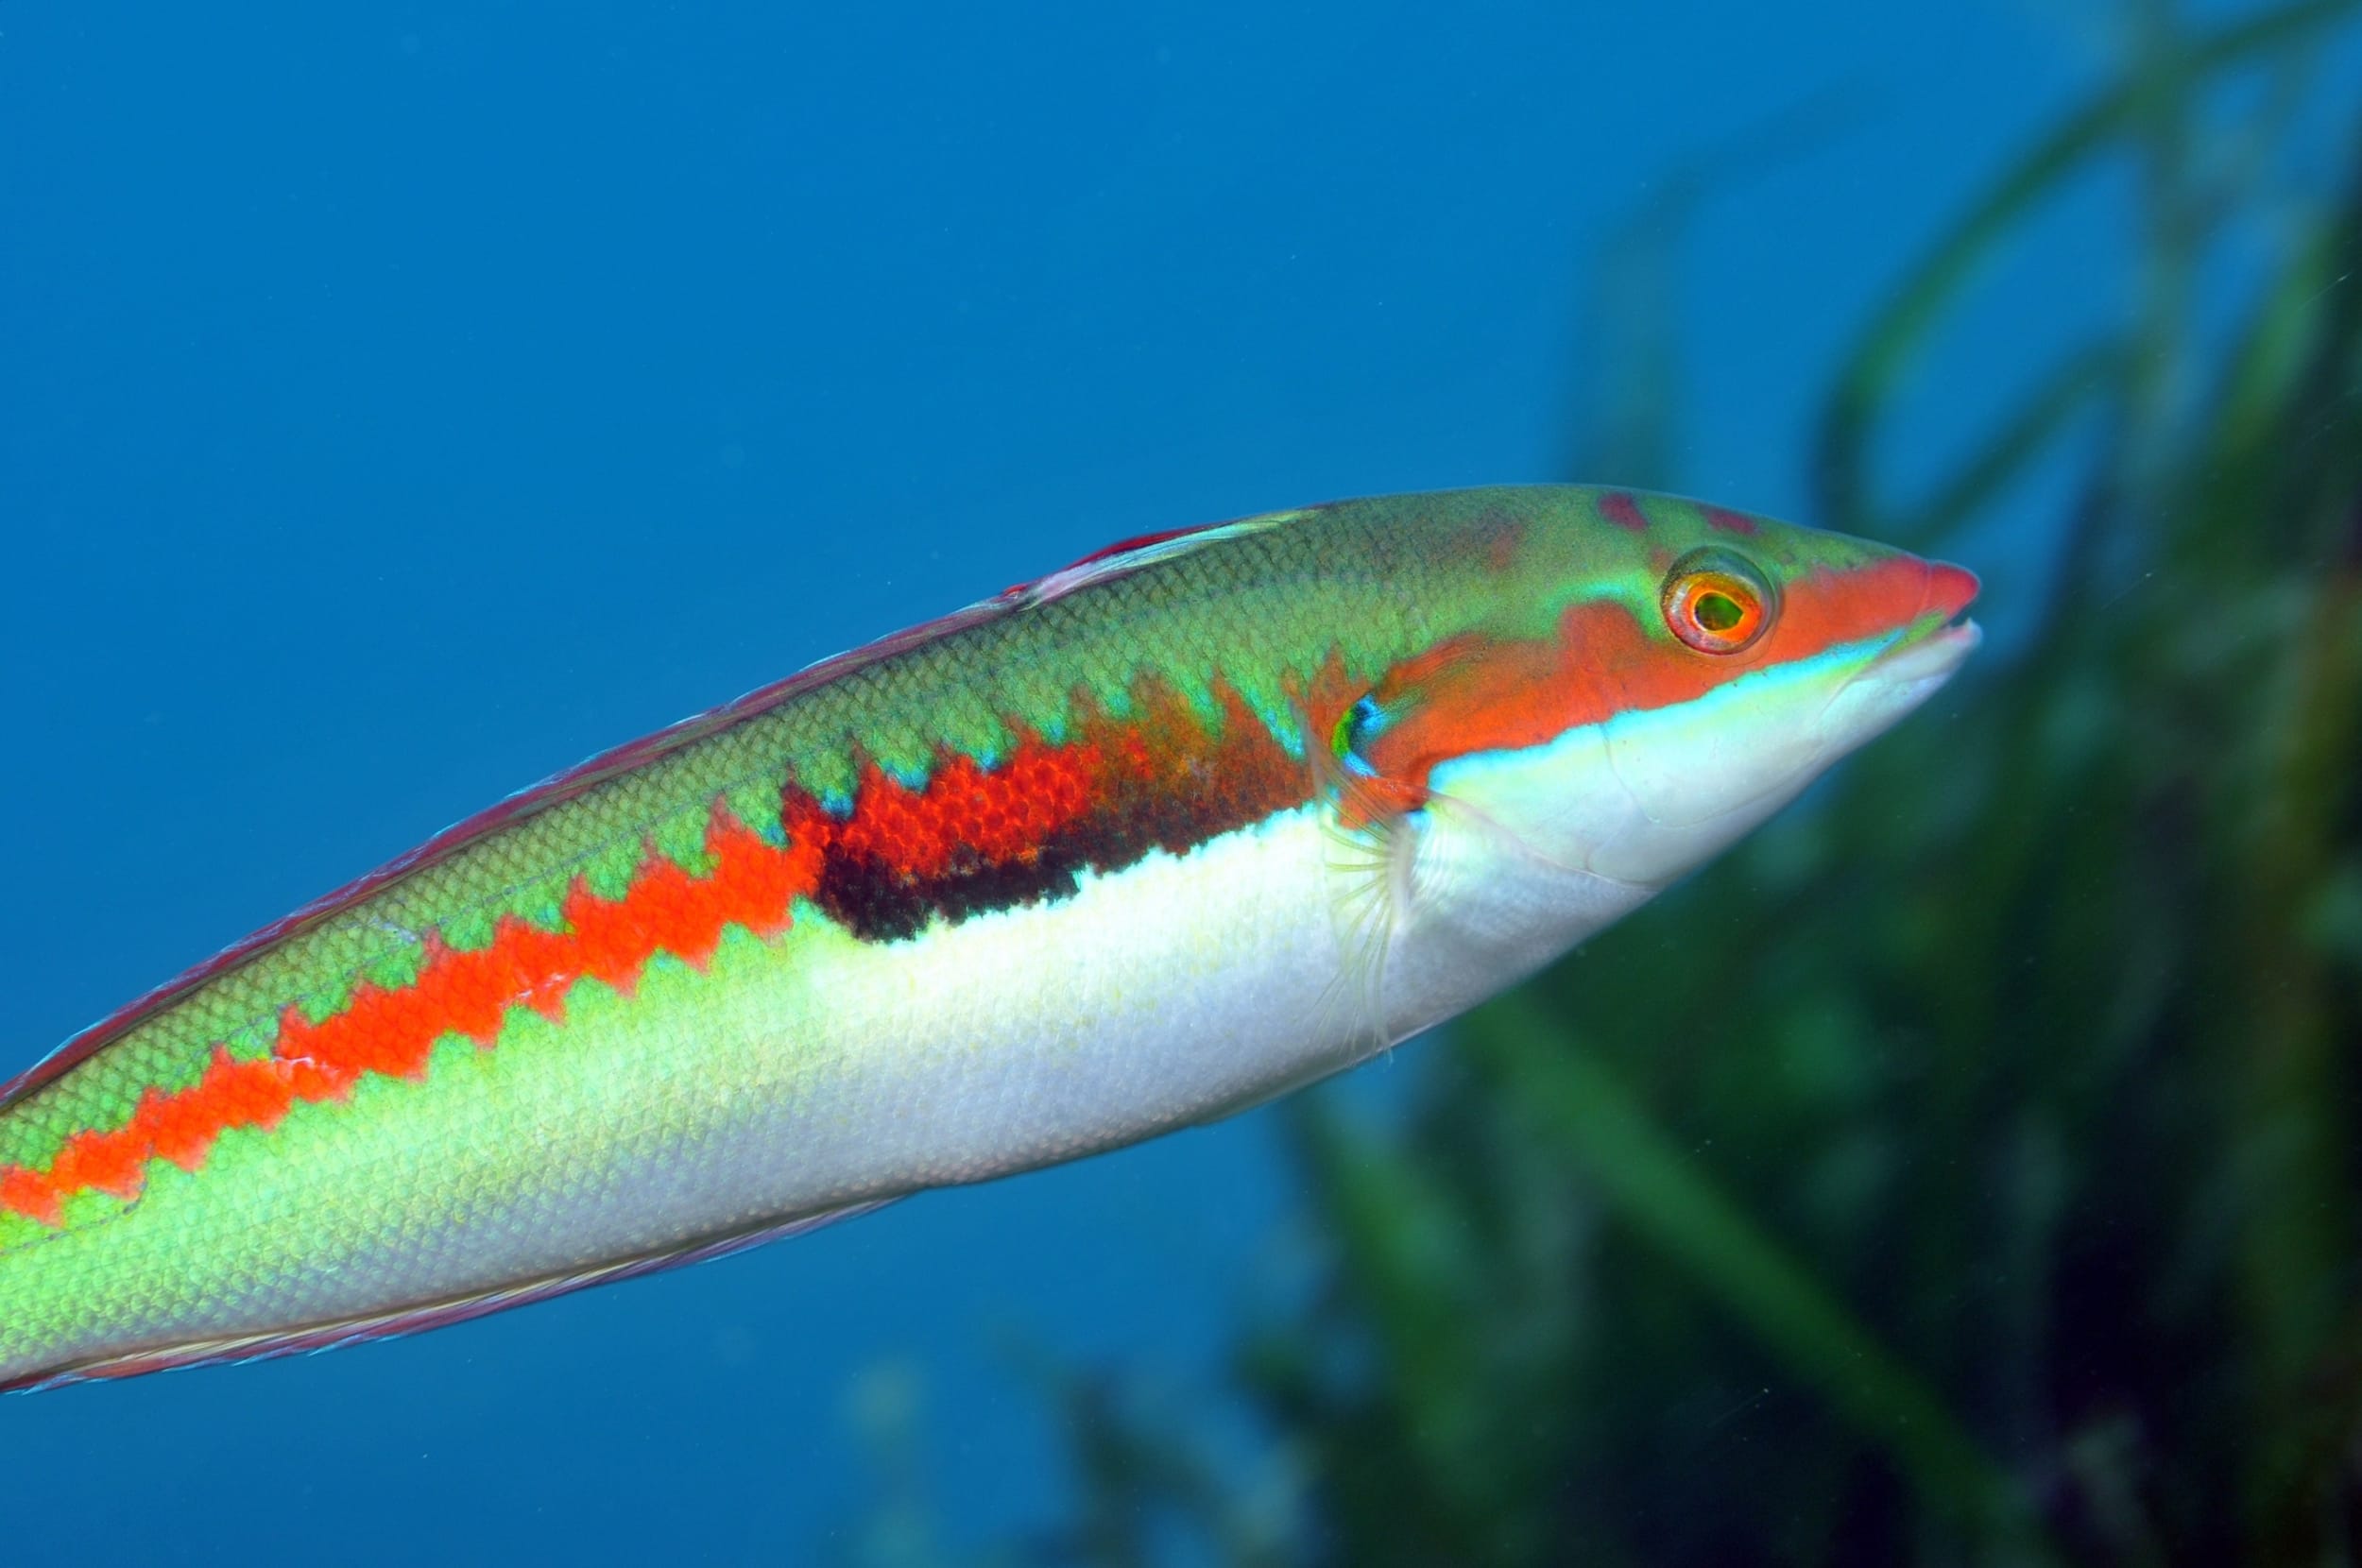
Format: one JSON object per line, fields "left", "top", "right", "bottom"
{"left": 1869, "top": 616, "right": 1983, "bottom": 686}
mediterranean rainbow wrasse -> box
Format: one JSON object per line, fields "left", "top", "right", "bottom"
{"left": 0, "top": 486, "right": 1979, "bottom": 1390}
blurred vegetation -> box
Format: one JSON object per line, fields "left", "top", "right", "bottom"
{"left": 846, "top": 2, "right": 2362, "bottom": 1561}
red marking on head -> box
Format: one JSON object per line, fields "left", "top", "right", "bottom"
{"left": 1702, "top": 505, "right": 1760, "bottom": 537}
{"left": 1352, "top": 554, "right": 1963, "bottom": 791}
{"left": 1598, "top": 492, "right": 1649, "bottom": 533}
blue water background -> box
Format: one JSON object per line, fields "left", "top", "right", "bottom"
{"left": 0, "top": 5, "right": 2335, "bottom": 1561}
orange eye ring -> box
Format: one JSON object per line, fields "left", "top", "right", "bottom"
{"left": 1661, "top": 549, "right": 1774, "bottom": 655}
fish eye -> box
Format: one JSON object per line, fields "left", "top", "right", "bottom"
{"left": 1661, "top": 549, "right": 1774, "bottom": 655}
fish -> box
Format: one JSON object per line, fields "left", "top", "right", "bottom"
{"left": 0, "top": 485, "right": 1979, "bottom": 1391}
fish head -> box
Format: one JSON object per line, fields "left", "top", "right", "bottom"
{"left": 1339, "top": 488, "right": 1980, "bottom": 986}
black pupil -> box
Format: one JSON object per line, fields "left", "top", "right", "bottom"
{"left": 1695, "top": 589, "right": 1745, "bottom": 634}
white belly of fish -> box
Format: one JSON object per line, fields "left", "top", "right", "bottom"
{"left": 741, "top": 791, "right": 1656, "bottom": 1207}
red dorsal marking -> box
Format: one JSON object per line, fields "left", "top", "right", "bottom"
{"left": 1598, "top": 492, "right": 1649, "bottom": 532}
{"left": 1053, "top": 524, "right": 1211, "bottom": 572}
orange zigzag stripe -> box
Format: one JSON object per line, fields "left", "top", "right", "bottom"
{"left": 0, "top": 813, "right": 824, "bottom": 1228}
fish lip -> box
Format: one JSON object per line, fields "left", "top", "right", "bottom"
{"left": 1865, "top": 617, "right": 1984, "bottom": 687}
